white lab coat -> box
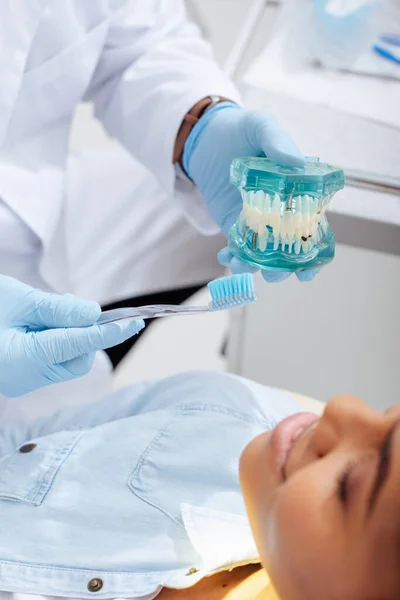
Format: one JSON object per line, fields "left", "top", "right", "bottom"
{"left": 0, "top": 0, "right": 239, "bottom": 425}
{"left": 65, "top": 144, "right": 226, "bottom": 305}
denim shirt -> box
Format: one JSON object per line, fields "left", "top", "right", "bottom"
{"left": 0, "top": 372, "right": 300, "bottom": 599}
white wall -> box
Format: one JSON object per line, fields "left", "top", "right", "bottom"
{"left": 188, "top": 0, "right": 278, "bottom": 74}
{"left": 228, "top": 245, "right": 400, "bottom": 410}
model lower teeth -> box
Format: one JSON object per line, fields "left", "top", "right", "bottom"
{"left": 239, "top": 191, "right": 331, "bottom": 254}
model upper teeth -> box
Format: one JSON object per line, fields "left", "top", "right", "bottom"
{"left": 240, "top": 191, "right": 331, "bottom": 254}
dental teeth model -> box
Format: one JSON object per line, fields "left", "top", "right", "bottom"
{"left": 229, "top": 157, "right": 345, "bottom": 273}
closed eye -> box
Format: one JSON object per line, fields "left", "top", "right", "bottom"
{"left": 366, "top": 422, "right": 399, "bottom": 517}
{"left": 336, "top": 461, "right": 356, "bottom": 507}
{"left": 335, "top": 421, "right": 400, "bottom": 515}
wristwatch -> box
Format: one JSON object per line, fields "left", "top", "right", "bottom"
{"left": 173, "top": 95, "right": 234, "bottom": 166}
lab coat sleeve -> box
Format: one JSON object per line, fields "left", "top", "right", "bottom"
{"left": 85, "top": 0, "right": 241, "bottom": 234}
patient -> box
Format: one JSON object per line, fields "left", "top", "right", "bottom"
{"left": 0, "top": 372, "right": 398, "bottom": 600}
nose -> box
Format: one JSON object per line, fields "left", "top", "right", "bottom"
{"left": 313, "top": 395, "right": 387, "bottom": 456}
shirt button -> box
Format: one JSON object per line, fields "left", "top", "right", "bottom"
{"left": 87, "top": 578, "right": 103, "bottom": 593}
{"left": 19, "top": 443, "right": 37, "bottom": 453}
{"left": 186, "top": 568, "right": 199, "bottom": 576}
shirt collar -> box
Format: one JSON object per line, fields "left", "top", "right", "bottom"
{"left": 180, "top": 502, "right": 260, "bottom": 573}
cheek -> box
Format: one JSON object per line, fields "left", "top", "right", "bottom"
{"left": 263, "top": 475, "right": 347, "bottom": 599}
{"left": 239, "top": 432, "right": 325, "bottom": 562}
{"left": 240, "top": 434, "right": 350, "bottom": 598}
{"left": 240, "top": 432, "right": 276, "bottom": 524}
{"left": 268, "top": 479, "right": 324, "bottom": 563}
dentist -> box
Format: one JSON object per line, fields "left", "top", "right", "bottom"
{"left": 0, "top": 0, "right": 312, "bottom": 424}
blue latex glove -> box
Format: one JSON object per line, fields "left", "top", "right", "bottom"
{"left": 0, "top": 275, "right": 144, "bottom": 398}
{"left": 183, "top": 103, "right": 320, "bottom": 283}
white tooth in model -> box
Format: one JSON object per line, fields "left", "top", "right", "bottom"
{"left": 301, "top": 239, "right": 309, "bottom": 254}
{"left": 302, "top": 195, "right": 311, "bottom": 237}
{"left": 243, "top": 204, "right": 250, "bottom": 225}
{"left": 255, "top": 190, "right": 264, "bottom": 210}
{"left": 244, "top": 205, "right": 258, "bottom": 231}
{"left": 258, "top": 201, "right": 270, "bottom": 232}
{"left": 284, "top": 211, "right": 295, "bottom": 246}
{"left": 294, "top": 196, "right": 303, "bottom": 243}
{"left": 271, "top": 193, "right": 281, "bottom": 235}
{"left": 258, "top": 231, "right": 268, "bottom": 252}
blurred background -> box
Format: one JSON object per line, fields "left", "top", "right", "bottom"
{"left": 69, "top": 0, "right": 400, "bottom": 410}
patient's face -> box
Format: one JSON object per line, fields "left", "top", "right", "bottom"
{"left": 240, "top": 396, "right": 400, "bottom": 600}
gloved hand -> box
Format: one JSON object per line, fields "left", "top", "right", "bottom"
{"left": 183, "top": 103, "right": 320, "bottom": 283}
{"left": 0, "top": 275, "right": 144, "bottom": 398}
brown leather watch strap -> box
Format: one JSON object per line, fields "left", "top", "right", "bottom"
{"left": 173, "top": 96, "right": 231, "bottom": 166}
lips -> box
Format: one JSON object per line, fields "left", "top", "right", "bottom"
{"left": 271, "top": 412, "right": 319, "bottom": 478}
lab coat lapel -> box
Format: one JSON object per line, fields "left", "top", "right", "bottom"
{"left": 0, "top": 0, "right": 50, "bottom": 147}
{"left": 0, "top": 0, "right": 71, "bottom": 294}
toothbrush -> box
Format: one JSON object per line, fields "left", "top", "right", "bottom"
{"left": 97, "top": 273, "right": 256, "bottom": 324}
{"left": 373, "top": 44, "right": 400, "bottom": 66}
{"left": 373, "top": 33, "right": 400, "bottom": 67}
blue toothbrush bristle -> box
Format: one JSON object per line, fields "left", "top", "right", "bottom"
{"left": 208, "top": 273, "right": 256, "bottom": 310}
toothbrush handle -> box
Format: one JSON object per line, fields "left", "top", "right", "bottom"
{"left": 372, "top": 44, "right": 400, "bottom": 66}
{"left": 97, "top": 304, "right": 210, "bottom": 324}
